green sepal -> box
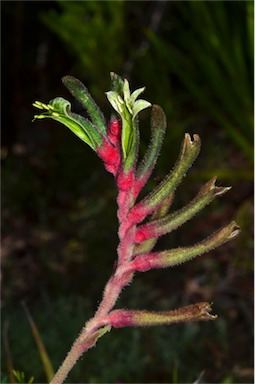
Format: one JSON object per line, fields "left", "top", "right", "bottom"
{"left": 62, "top": 75, "right": 107, "bottom": 136}
{"left": 33, "top": 98, "right": 102, "bottom": 150}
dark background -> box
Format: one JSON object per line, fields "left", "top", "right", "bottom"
{"left": 1, "top": 1, "right": 253, "bottom": 383}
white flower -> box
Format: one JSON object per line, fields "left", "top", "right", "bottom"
{"left": 106, "top": 79, "right": 151, "bottom": 120}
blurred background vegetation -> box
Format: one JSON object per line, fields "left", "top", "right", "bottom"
{"left": 1, "top": 1, "right": 253, "bottom": 383}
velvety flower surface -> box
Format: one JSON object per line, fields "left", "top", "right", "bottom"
{"left": 33, "top": 73, "right": 240, "bottom": 384}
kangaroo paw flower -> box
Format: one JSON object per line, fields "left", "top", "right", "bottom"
{"left": 32, "top": 73, "right": 240, "bottom": 384}
{"left": 108, "top": 302, "right": 217, "bottom": 328}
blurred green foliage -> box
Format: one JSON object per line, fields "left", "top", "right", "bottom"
{"left": 41, "top": 1, "right": 125, "bottom": 100}
{"left": 41, "top": 0, "right": 253, "bottom": 168}
{"left": 148, "top": 1, "right": 254, "bottom": 164}
{"left": 12, "top": 370, "right": 34, "bottom": 384}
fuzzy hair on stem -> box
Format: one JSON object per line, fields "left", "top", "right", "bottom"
{"left": 33, "top": 73, "right": 240, "bottom": 384}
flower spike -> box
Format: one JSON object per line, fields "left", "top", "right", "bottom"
{"left": 32, "top": 73, "right": 240, "bottom": 384}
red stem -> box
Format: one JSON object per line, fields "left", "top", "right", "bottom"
{"left": 50, "top": 183, "right": 138, "bottom": 383}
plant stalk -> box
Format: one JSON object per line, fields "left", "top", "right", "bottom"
{"left": 50, "top": 189, "right": 135, "bottom": 384}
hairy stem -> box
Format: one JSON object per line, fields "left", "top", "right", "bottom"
{"left": 50, "top": 188, "right": 136, "bottom": 383}
{"left": 50, "top": 262, "right": 128, "bottom": 384}
{"left": 50, "top": 339, "right": 86, "bottom": 384}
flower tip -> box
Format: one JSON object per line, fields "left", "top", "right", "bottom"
{"left": 61, "top": 74, "right": 78, "bottom": 86}
{"left": 228, "top": 222, "right": 240, "bottom": 239}
{"left": 214, "top": 186, "right": 232, "bottom": 196}
{"left": 199, "top": 302, "right": 218, "bottom": 321}
{"left": 206, "top": 177, "right": 232, "bottom": 197}
{"left": 184, "top": 133, "right": 201, "bottom": 147}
